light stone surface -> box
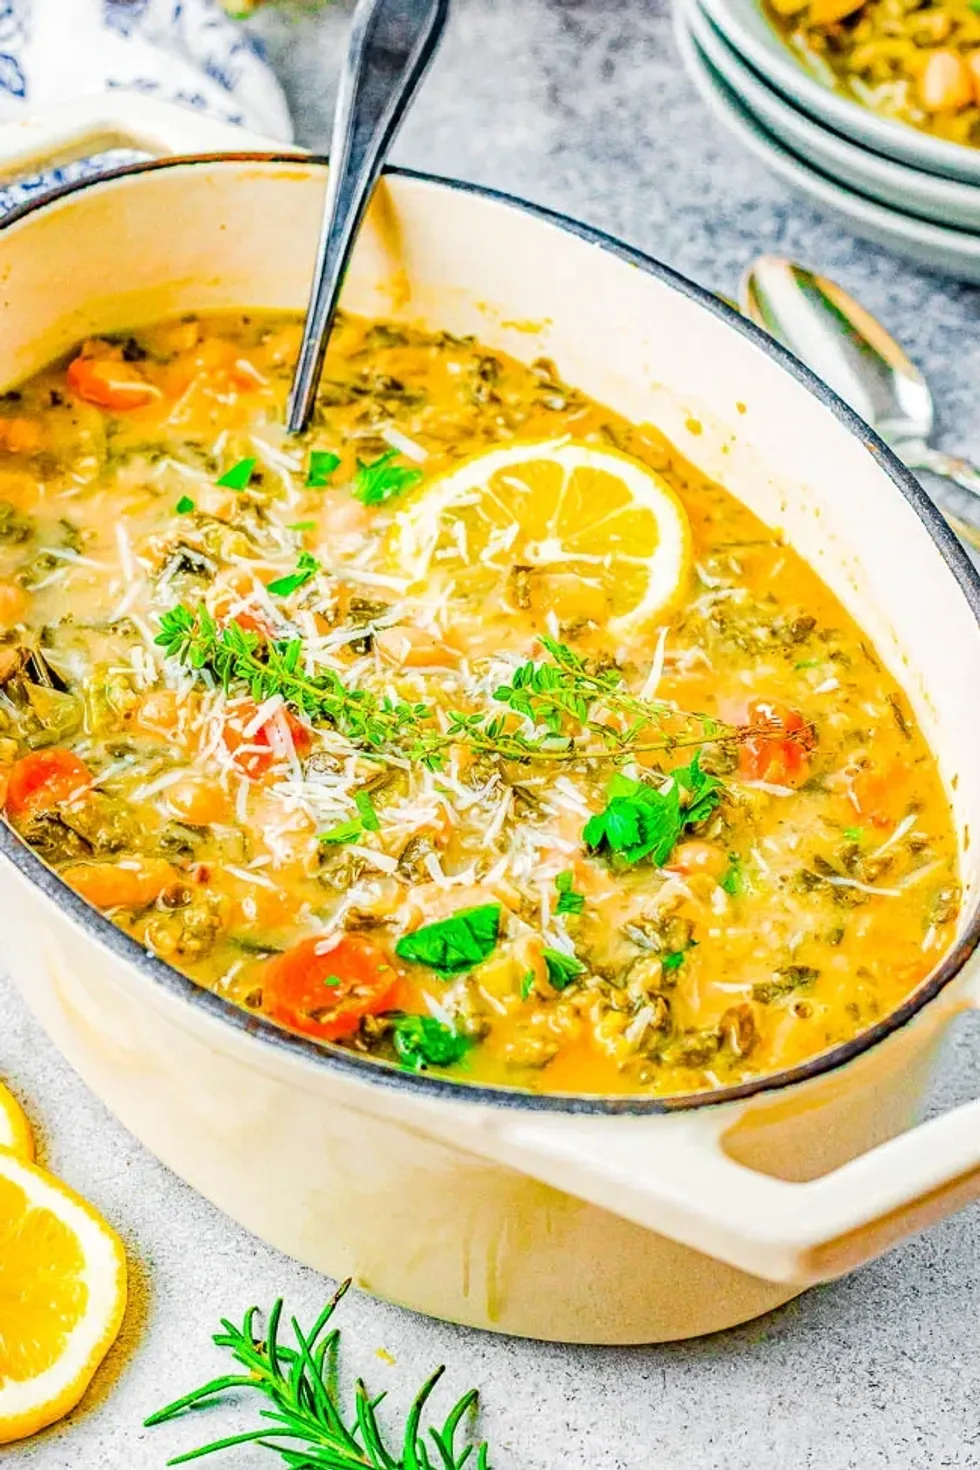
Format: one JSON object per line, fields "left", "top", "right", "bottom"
{"left": 6, "top": 1, "right": 980, "bottom": 1465}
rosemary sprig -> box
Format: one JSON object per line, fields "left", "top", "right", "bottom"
{"left": 154, "top": 604, "right": 733, "bottom": 768}
{"left": 145, "top": 1280, "right": 491, "bottom": 1469}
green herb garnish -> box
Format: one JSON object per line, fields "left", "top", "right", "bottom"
{"left": 319, "top": 794, "right": 379, "bottom": 846}
{"left": 662, "top": 939, "right": 697, "bottom": 973}
{"left": 543, "top": 947, "right": 585, "bottom": 990}
{"left": 395, "top": 904, "right": 501, "bottom": 974}
{"left": 392, "top": 1014, "right": 471, "bottom": 1072}
{"left": 520, "top": 970, "right": 535, "bottom": 1000}
{"left": 352, "top": 450, "right": 423, "bottom": 507}
{"left": 319, "top": 819, "right": 363, "bottom": 846}
{"left": 216, "top": 456, "right": 257, "bottom": 490}
{"left": 494, "top": 635, "right": 719, "bottom": 746}
{"left": 843, "top": 826, "right": 863, "bottom": 842}
{"left": 582, "top": 753, "right": 723, "bottom": 867}
{"left": 307, "top": 450, "right": 341, "bottom": 487}
{"left": 354, "top": 789, "right": 380, "bottom": 832}
{"left": 175, "top": 495, "right": 195, "bottom": 515}
{"left": 145, "top": 1282, "right": 492, "bottom": 1468}
{"left": 267, "top": 550, "right": 321, "bottom": 598}
{"left": 287, "top": 519, "right": 316, "bottom": 532}
{"left": 554, "top": 870, "right": 585, "bottom": 915}
{"left": 156, "top": 610, "right": 754, "bottom": 770}
{"left": 720, "top": 854, "right": 742, "bottom": 896}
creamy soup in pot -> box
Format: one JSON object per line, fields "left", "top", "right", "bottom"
{"left": 0, "top": 311, "right": 960, "bottom": 1095}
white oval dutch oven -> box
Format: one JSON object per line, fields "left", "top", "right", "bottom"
{"left": 1, "top": 95, "right": 979, "bottom": 1345}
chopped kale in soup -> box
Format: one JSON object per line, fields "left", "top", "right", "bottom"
{"left": 0, "top": 311, "right": 960, "bottom": 1095}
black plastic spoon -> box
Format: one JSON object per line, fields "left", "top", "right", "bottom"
{"left": 286, "top": 0, "right": 450, "bottom": 435}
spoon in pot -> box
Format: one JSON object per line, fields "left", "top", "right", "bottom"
{"left": 740, "top": 256, "right": 980, "bottom": 554}
{"left": 286, "top": 0, "right": 450, "bottom": 435}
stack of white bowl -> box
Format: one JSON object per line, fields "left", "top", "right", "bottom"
{"left": 675, "top": 0, "right": 980, "bottom": 280}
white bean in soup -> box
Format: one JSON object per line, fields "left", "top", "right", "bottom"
{"left": 0, "top": 311, "right": 959, "bottom": 1096}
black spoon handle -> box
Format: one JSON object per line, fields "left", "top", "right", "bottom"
{"left": 286, "top": 0, "right": 450, "bottom": 435}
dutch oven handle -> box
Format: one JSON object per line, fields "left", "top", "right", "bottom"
{"left": 0, "top": 93, "right": 299, "bottom": 186}
{"left": 440, "top": 974, "right": 980, "bottom": 1286}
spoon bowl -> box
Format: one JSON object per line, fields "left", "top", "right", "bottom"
{"left": 741, "top": 256, "right": 980, "bottom": 551}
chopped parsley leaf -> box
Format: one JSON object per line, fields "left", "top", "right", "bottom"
{"left": 319, "top": 818, "right": 363, "bottom": 846}
{"left": 543, "top": 947, "right": 585, "bottom": 990}
{"left": 287, "top": 519, "right": 316, "bottom": 532}
{"left": 794, "top": 659, "right": 821, "bottom": 670}
{"left": 842, "top": 826, "right": 863, "bottom": 842}
{"left": 582, "top": 753, "right": 723, "bottom": 867}
{"left": 395, "top": 903, "right": 501, "bottom": 974}
{"left": 391, "top": 1014, "right": 471, "bottom": 1072}
{"left": 175, "top": 495, "right": 195, "bottom": 515}
{"left": 318, "top": 795, "right": 378, "bottom": 847}
{"left": 354, "top": 789, "right": 380, "bottom": 832}
{"left": 323, "top": 975, "right": 342, "bottom": 987}
{"left": 268, "top": 550, "right": 321, "bottom": 598}
{"left": 554, "top": 869, "right": 585, "bottom": 915}
{"left": 352, "top": 450, "right": 423, "bottom": 507}
{"left": 307, "top": 450, "right": 341, "bottom": 487}
{"left": 216, "top": 456, "right": 257, "bottom": 490}
{"left": 520, "top": 970, "right": 535, "bottom": 1000}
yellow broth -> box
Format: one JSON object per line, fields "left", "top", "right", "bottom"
{"left": 0, "top": 312, "right": 960, "bottom": 1096}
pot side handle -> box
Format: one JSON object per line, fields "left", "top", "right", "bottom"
{"left": 0, "top": 94, "right": 300, "bottom": 186}
{"left": 450, "top": 976, "right": 980, "bottom": 1286}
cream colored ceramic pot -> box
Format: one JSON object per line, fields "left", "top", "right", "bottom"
{"left": 1, "top": 96, "right": 980, "bottom": 1345}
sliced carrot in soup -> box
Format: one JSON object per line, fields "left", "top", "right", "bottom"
{"left": 262, "top": 934, "right": 402, "bottom": 1041}
{"left": 5, "top": 750, "right": 91, "bottom": 821}
{"left": 739, "top": 699, "right": 814, "bottom": 788}
{"left": 67, "top": 354, "right": 160, "bottom": 411}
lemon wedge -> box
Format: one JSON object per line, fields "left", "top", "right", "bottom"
{"left": 387, "top": 438, "right": 692, "bottom": 636}
{"left": 0, "top": 1081, "right": 33, "bottom": 1162}
{"left": 0, "top": 1150, "right": 127, "bottom": 1445}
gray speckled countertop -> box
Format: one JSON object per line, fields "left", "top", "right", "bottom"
{"left": 7, "top": 2, "right": 980, "bottom": 1466}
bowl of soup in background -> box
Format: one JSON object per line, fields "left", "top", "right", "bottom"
{"left": 698, "top": 0, "right": 980, "bottom": 185}
{"left": 0, "top": 94, "right": 980, "bottom": 1345}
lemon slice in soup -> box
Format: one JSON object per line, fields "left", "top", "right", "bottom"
{"left": 387, "top": 439, "right": 692, "bottom": 634}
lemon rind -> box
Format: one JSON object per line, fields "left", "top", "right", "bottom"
{"left": 0, "top": 1151, "right": 127, "bottom": 1445}
{"left": 0, "top": 1082, "right": 34, "bottom": 1162}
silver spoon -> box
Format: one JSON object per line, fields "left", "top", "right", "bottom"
{"left": 286, "top": 0, "right": 449, "bottom": 435}
{"left": 740, "top": 255, "right": 980, "bottom": 554}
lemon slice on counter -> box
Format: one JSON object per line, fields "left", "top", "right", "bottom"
{"left": 387, "top": 438, "right": 693, "bottom": 636}
{"left": 0, "top": 1081, "right": 33, "bottom": 1161}
{"left": 0, "top": 1150, "right": 127, "bottom": 1445}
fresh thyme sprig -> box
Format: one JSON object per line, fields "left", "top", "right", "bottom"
{"left": 145, "top": 1280, "right": 491, "bottom": 1469}
{"left": 154, "top": 604, "right": 735, "bottom": 767}
{"left": 497, "top": 635, "right": 723, "bottom": 753}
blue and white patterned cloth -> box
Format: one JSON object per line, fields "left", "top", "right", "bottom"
{"left": 0, "top": 0, "right": 292, "bottom": 213}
